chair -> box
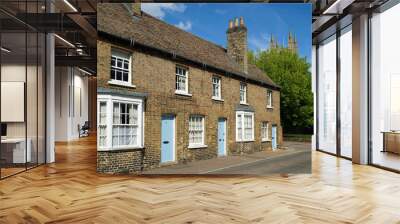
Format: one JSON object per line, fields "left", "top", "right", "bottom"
{"left": 79, "top": 121, "right": 90, "bottom": 138}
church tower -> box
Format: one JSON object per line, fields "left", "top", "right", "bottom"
{"left": 268, "top": 33, "right": 298, "bottom": 53}
{"left": 268, "top": 35, "right": 279, "bottom": 50}
{"left": 287, "top": 32, "right": 298, "bottom": 53}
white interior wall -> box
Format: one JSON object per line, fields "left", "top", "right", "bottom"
{"left": 1, "top": 65, "right": 29, "bottom": 139}
{"left": 1, "top": 63, "right": 46, "bottom": 164}
{"left": 71, "top": 71, "right": 89, "bottom": 138}
{"left": 55, "top": 67, "right": 89, "bottom": 141}
{"left": 55, "top": 66, "right": 69, "bottom": 141}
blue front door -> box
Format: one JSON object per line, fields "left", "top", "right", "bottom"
{"left": 218, "top": 118, "right": 226, "bottom": 156}
{"left": 272, "top": 125, "right": 277, "bottom": 150}
{"left": 161, "top": 115, "right": 175, "bottom": 163}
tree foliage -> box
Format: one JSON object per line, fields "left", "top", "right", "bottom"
{"left": 249, "top": 48, "right": 313, "bottom": 133}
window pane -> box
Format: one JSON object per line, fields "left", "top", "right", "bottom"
{"left": 112, "top": 126, "right": 119, "bottom": 146}
{"left": 317, "top": 35, "right": 337, "bottom": 154}
{"left": 111, "top": 69, "right": 116, "bottom": 80}
{"left": 99, "top": 102, "right": 107, "bottom": 124}
{"left": 340, "top": 26, "right": 352, "bottom": 158}
{"left": 117, "top": 59, "right": 122, "bottom": 68}
{"left": 123, "top": 72, "right": 129, "bottom": 82}
{"left": 124, "top": 60, "right": 129, "bottom": 69}
{"left": 113, "top": 103, "right": 120, "bottom": 124}
{"left": 240, "top": 83, "right": 246, "bottom": 103}
{"left": 176, "top": 67, "right": 187, "bottom": 92}
{"left": 110, "top": 51, "right": 131, "bottom": 83}
{"left": 212, "top": 77, "right": 221, "bottom": 98}
{"left": 371, "top": 6, "right": 400, "bottom": 170}
{"left": 237, "top": 114, "right": 243, "bottom": 140}
{"left": 189, "top": 116, "right": 204, "bottom": 144}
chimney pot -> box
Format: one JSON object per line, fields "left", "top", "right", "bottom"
{"left": 229, "top": 20, "right": 233, "bottom": 29}
{"left": 132, "top": 1, "right": 141, "bottom": 16}
{"left": 234, "top": 18, "right": 239, "bottom": 27}
{"left": 240, "top": 17, "right": 244, "bottom": 26}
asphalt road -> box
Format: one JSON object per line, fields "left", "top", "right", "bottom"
{"left": 143, "top": 141, "right": 312, "bottom": 175}
{"left": 204, "top": 149, "right": 311, "bottom": 175}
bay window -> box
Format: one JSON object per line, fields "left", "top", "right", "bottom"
{"left": 112, "top": 102, "right": 139, "bottom": 148}
{"left": 236, "top": 111, "right": 254, "bottom": 141}
{"left": 97, "top": 95, "right": 143, "bottom": 150}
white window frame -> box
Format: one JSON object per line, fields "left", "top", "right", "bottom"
{"left": 240, "top": 82, "right": 247, "bottom": 104}
{"left": 188, "top": 115, "right": 207, "bottom": 148}
{"left": 261, "top": 121, "right": 270, "bottom": 142}
{"left": 267, "top": 90, "right": 273, "bottom": 108}
{"left": 236, "top": 111, "right": 254, "bottom": 142}
{"left": 109, "top": 49, "right": 135, "bottom": 88}
{"left": 97, "top": 94, "right": 144, "bottom": 151}
{"left": 175, "top": 66, "right": 191, "bottom": 96}
{"left": 212, "top": 76, "right": 223, "bottom": 101}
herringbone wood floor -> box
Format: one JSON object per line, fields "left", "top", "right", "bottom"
{"left": 1, "top": 136, "right": 400, "bottom": 224}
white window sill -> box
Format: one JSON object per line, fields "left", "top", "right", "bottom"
{"left": 212, "top": 97, "right": 224, "bottom": 102}
{"left": 188, "top": 144, "right": 208, "bottom": 149}
{"left": 108, "top": 80, "right": 136, "bottom": 88}
{"left": 240, "top": 102, "right": 249, "bottom": 105}
{"left": 175, "top": 90, "right": 192, "bottom": 97}
{"left": 236, "top": 140, "right": 255, "bottom": 143}
{"left": 267, "top": 106, "right": 274, "bottom": 109}
{"left": 98, "top": 145, "right": 144, "bottom": 151}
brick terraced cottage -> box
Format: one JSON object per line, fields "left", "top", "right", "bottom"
{"left": 97, "top": 3, "right": 282, "bottom": 173}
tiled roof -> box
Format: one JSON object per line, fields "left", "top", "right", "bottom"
{"left": 98, "top": 3, "right": 279, "bottom": 89}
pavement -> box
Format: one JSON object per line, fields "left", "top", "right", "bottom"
{"left": 143, "top": 141, "right": 311, "bottom": 175}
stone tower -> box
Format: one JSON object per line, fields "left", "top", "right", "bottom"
{"left": 268, "top": 35, "right": 279, "bottom": 50}
{"left": 287, "top": 32, "right": 298, "bottom": 53}
{"left": 227, "top": 17, "right": 248, "bottom": 74}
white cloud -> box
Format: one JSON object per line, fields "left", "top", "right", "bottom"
{"left": 175, "top": 21, "right": 192, "bottom": 31}
{"left": 141, "top": 3, "right": 186, "bottom": 19}
{"left": 248, "top": 33, "right": 269, "bottom": 51}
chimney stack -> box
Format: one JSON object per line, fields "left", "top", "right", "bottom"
{"left": 132, "top": 1, "right": 141, "bottom": 16}
{"left": 123, "top": 1, "right": 141, "bottom": 17}
{"left": 227, "top": 17, "right": 248, "bottom": 73}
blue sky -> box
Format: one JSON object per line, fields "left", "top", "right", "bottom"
{"left": 142, "top": 3, "right": 312, "bottom": 63}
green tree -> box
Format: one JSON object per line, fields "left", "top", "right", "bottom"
{"left": 249, "top": 48, "right": 313, "bottom": 133}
